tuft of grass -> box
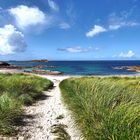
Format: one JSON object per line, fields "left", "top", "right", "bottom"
{"left": 60, "top": 77, "right": 140, "bottom": 140}
{"left": 0, "top": 73, "right": 53, "bottom": 135}
{"left": 51, "top": 124, "right": 71, "bottom": 140}
{"left": 0, "top": 93, "right": 22, "bottom": 135}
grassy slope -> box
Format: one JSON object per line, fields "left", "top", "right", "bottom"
{"left": 60, "top": 77, "right": 140, "bottom": 140}
{"left": 0, "top": 73, "right": 53, "bottom": 135}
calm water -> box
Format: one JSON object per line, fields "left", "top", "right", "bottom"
{"left": 9, "top": 60, "right": 140, "bottom": 75}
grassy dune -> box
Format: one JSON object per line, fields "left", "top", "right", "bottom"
{"left": 0, "top": 73, "right": 53, "bottom": 135}
{"left": 60, "top": 77, "right": 140, "bottom": 140}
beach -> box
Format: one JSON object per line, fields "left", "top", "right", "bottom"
{"left": 0, "top": 69, "right": 140, "bottom": 140}
{"left": 0, "top": 0, "right": 140, "bottom": 139}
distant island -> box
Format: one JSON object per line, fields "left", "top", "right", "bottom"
{"left": 8, "top": 59, "right": 48, "bottom": 62}
{"left": 31, "top": 59, "right": 48, "bottom": 62}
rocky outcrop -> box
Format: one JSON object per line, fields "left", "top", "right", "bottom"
{"left": 0, "top": 61, "right": 62, "bottom": 75}
{"left": 0, "top": 62, "right": 49, "bottom": 69}
{"left": 113, "top": 66, "right": 140, "bottom": 73}
{"left": 46, "top": 71, "right": 63, "bottom": 75}
{"left": 34, "top": 65, "right": 45, "bottom": 69}
{"left": 0, "top": 61, "right": 22, "bottom": 69}
{"left": 126, "top": 66, "right": 140, "bottom": 72}
{"left": 24, "top": 69, "right": 63, "bottom": 75}
{"left": 0, "top": 62, "right": 10, "bottom": 67}
{"left": 34, "top": 65, "right": 57, "bottom": 69}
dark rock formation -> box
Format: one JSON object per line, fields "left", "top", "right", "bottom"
{"left": 0, "top": 61, "right": 23, "bottom": 69}
{"left": 24, "top": 69, "right": 63, "bottom": 75}
{"left": 0, "top": 62, "right": 10, "bottom": 67}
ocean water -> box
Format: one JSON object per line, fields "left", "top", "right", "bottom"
{"left": 9, "top": 60, "right": 140, "bottom": 75}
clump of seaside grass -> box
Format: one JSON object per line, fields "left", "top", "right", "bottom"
{"left": 60, "top": 77, "right": 140, "bottom": 140}
{"left": 0, "top": 73, "right": 53, "bottom": 135}
{"left": 51, "top": 124, "right": 71, "bottom": 140}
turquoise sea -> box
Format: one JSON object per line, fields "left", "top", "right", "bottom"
{"left": 9, "top": 60, "right": 140, "bottom": 75}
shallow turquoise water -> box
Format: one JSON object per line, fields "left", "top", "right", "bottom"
{"left": 9, "top": 60, "right": 140, "bottom": 75}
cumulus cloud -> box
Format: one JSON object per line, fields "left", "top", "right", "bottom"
{"left": 86, "top": 25, "right": 107, "bottom": 37}
{"left": 9, "top": 5, "right": 46, "bottom": 29}
{"left": 58, "top": 46, "right": 98, "bottom": 53}
{"left": 59, "top": 22, "right": 70, "bottom": 29}
{"left": 119, "top": 50, "right": 135, "bottom": 58}
{"left": 0, "top": 24, "right": 27, "bottom": 55}
{"left": 48, "top": 0, "right": 59, "bottom": 11}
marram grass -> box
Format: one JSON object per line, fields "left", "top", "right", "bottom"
{"left": 60, "top": 77, "right": 140, "bottom": 140}
{"left": 0, "top": 73, "right": 53, "bottom": 135}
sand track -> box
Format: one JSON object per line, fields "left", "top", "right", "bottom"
{"left": 17, "top": 75, "right": 82, "bottom": 140}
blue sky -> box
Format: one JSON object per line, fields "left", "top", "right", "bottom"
{"left": 0, "top": 0, "right": 140, "bottom": 60}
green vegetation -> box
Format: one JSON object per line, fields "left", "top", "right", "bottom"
{"left": 60, "top": 77, "right": 140, "bottom": 140}
{"left": 0, "top": 73, "right": 53, "bottom": 135}
{"left": 51, "top": 124, "right": 71, "bottom": 140}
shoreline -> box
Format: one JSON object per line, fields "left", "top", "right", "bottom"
{"left": 0, "top": 69, "right": 140, "bottom": 139}
{"left": 0, "top": 68, "right": 140, "bottom": 77}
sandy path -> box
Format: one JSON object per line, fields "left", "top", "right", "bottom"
{"left": 17, "top": 75, "right": 82, "bottom": 140}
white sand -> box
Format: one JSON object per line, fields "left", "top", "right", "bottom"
{"left": 0, "top": 69, "right": 23, "bottom": 73}
{"left": 17, "top": 75, "right": 82, "bottom": 140}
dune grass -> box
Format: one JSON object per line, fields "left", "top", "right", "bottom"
{"left": 51, "top": 124, "right": 71, "bottom": 140}
{"left": 0, "top": 73, "right": 53, "bottom": 135}
{"left": 60, "top": 76, "right": 140, "bottom": 140}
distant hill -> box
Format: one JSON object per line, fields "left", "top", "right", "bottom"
{"left": 31, "top": 59, "right": 48, "bottom": 62}
{"left": 8, "top": 60, "right": 49, "bottom": 62}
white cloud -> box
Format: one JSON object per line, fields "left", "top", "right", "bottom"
{"left": 86, "top": 20, "right": 138, "bottom": 38}
{"left": 119, "top": 50, "right": 135, "bottom": 58}
{"left": 86, "top": 25, "right": 107, "bottom": 37}
{"left": 86, "top": 11, "right": 139, "bottom": 38}
{"left": 48, "top": 0, "right": 59, "bottom": 11}
{"left": 0, "top": 24, "right": 27, "bottom": 55}
{"left": 58, "top": 46, "right": 98, "bottom": 53}
{"left": 109, "top": 21, "right": 138, "bottom": 30}
{"left": 108, "top": 12, "right": 139, "bottom": 30}
{"left": 59, "top": 22, "right": 70, "bottom": 29}
{"left": 9, "top": 5, "right": 46, "bottom": 29}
